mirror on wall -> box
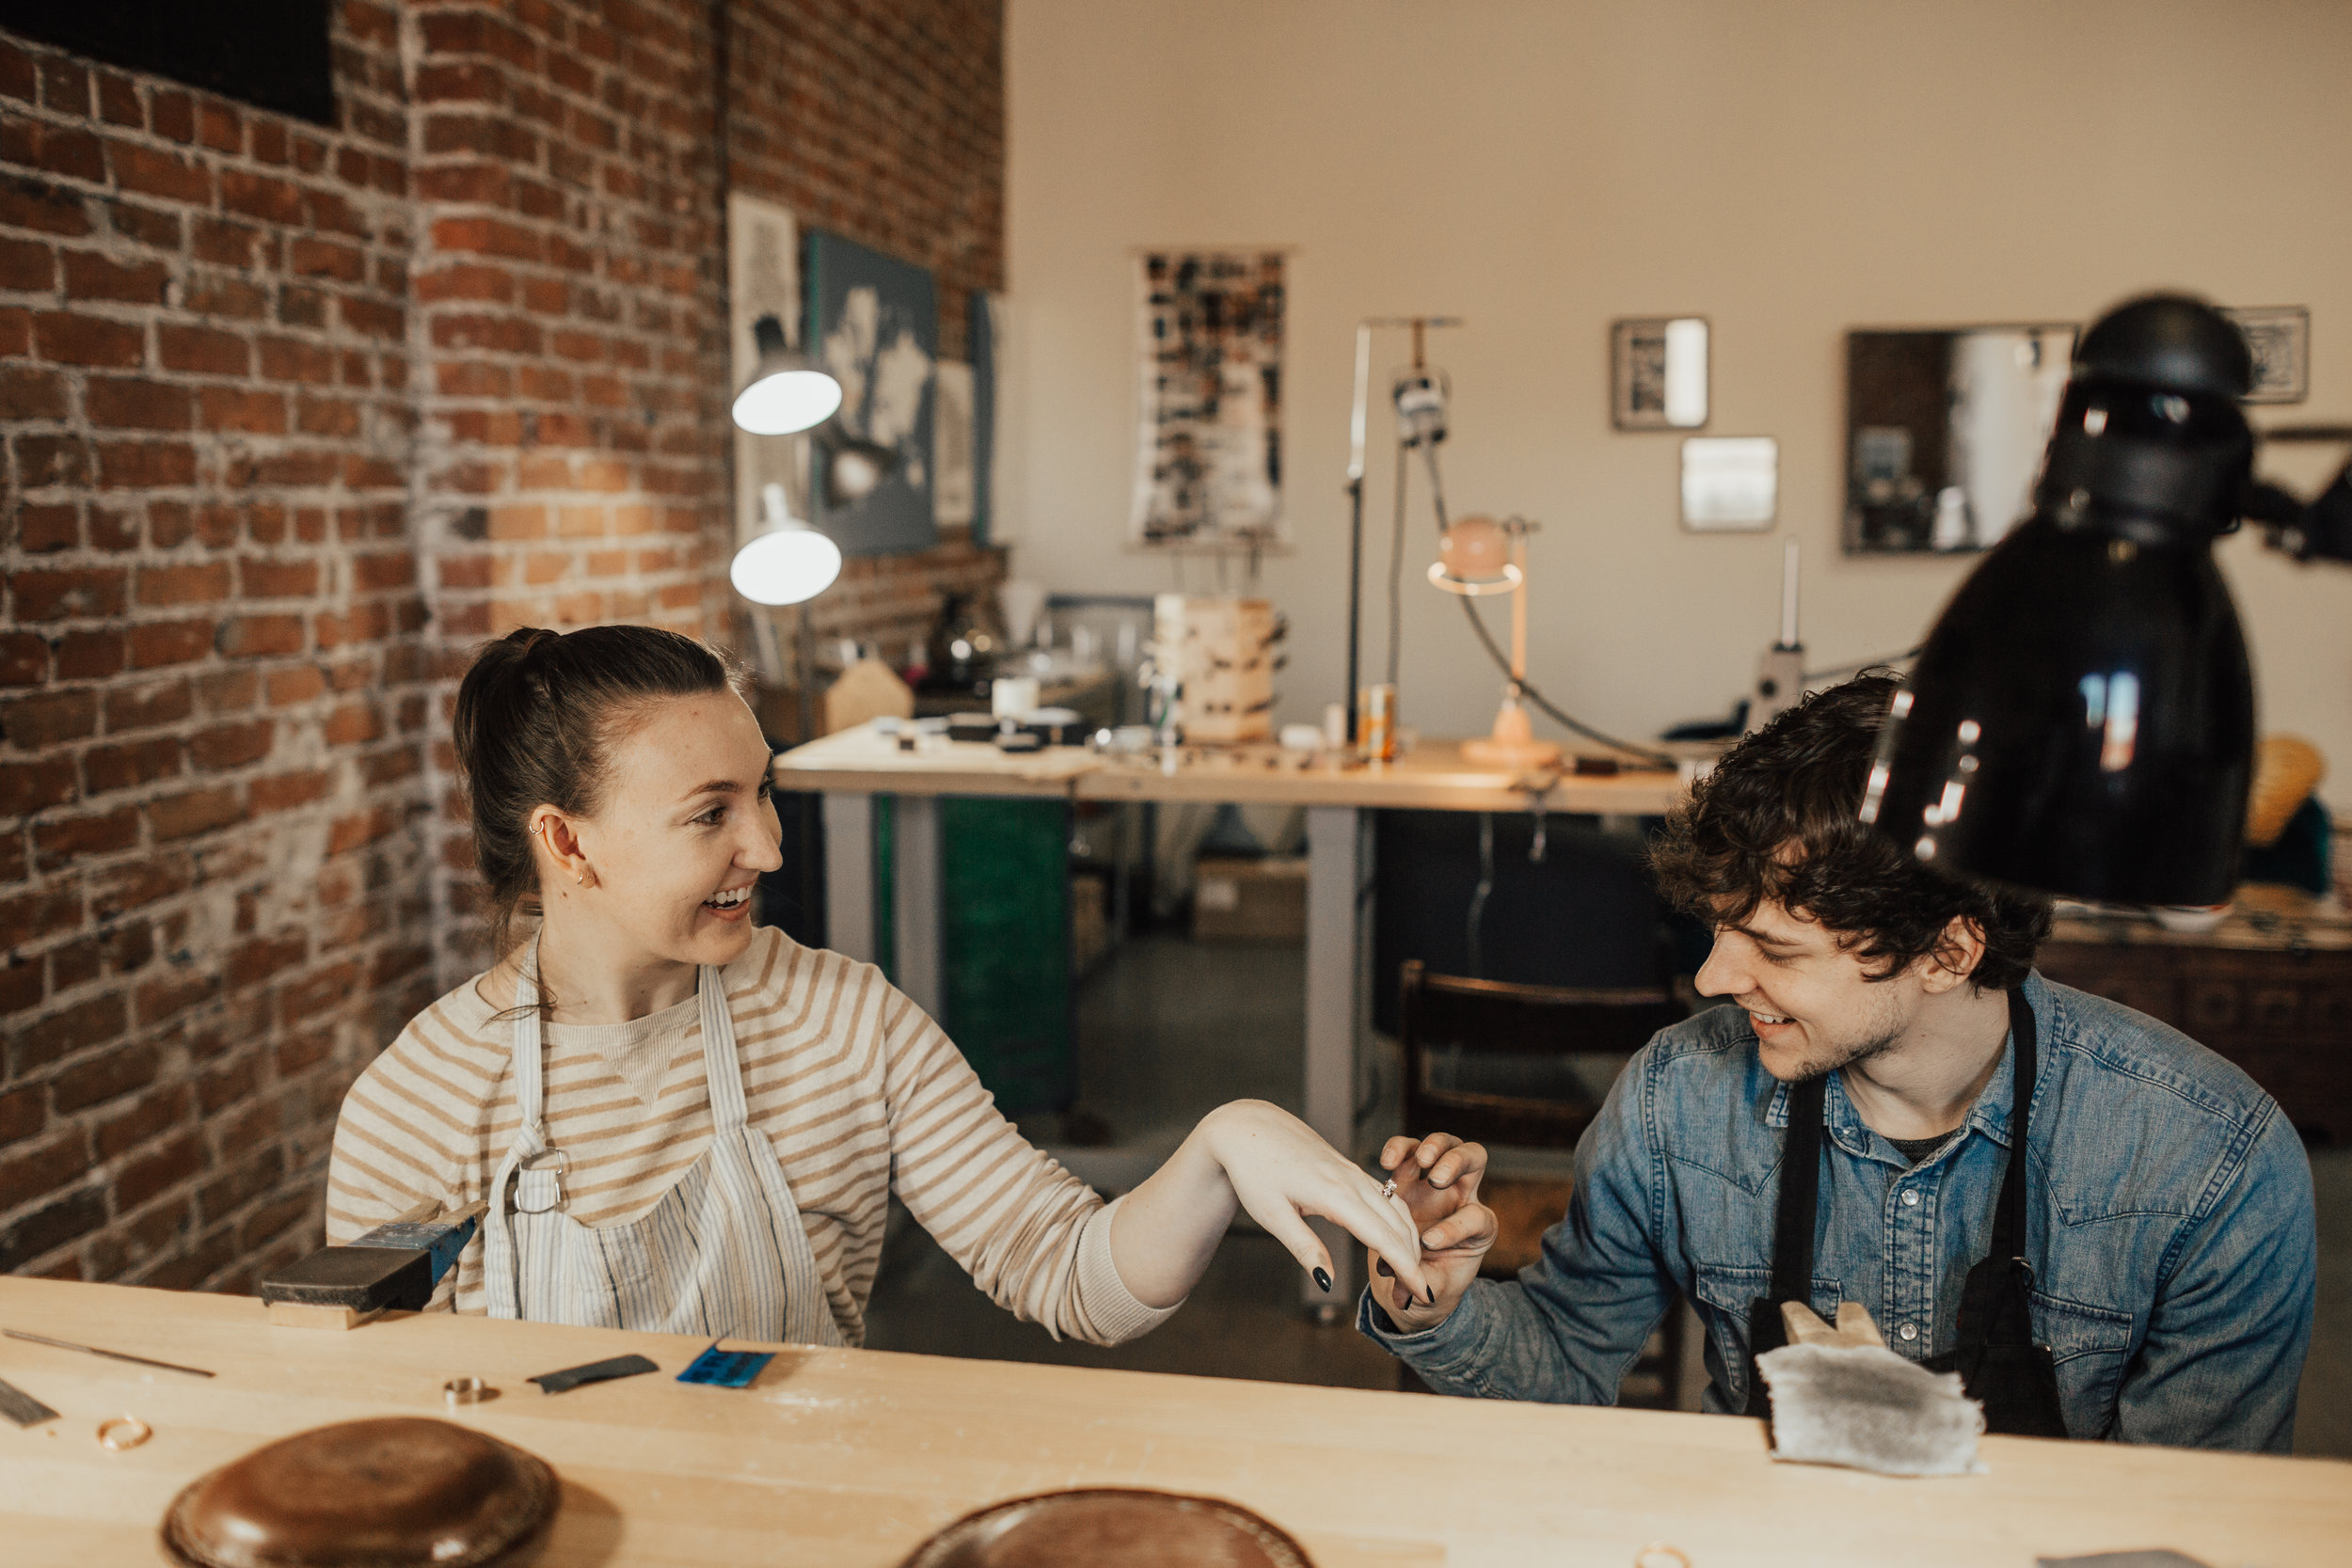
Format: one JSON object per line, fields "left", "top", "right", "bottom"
{"left": 1844, "top": 325, "right": 2076, "bottom": 554}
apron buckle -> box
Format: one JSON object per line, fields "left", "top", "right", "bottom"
{"left": 515, "top": 1148, "right": 568, "bottom": 1214}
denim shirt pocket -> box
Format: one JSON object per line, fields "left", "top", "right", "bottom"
{"left": 1692, "top": 1263, "right": 1845, "bottom": 1413}
{"left": 2029, "top": 1288, "right": 2137, "bottom": 1437}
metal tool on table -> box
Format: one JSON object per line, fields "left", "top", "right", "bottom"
{"left": 259, "top": 1198, "right": 485, "bottom": 1330}
{"left": 0, "top": 1374, "right": 60, "bottom": 1428}
{"left": 4, "top": 1328, "right": 215, "bottom": 1378}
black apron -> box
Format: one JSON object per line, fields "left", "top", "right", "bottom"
{"left": 1741, "top": 988, "right": 2068, "bottom": 1438}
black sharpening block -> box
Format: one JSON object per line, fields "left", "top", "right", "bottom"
{"left": 260, "top": 1245, "right": 434, "bottom": 1324}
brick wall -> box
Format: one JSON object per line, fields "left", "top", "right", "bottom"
{"left": 2, "top": 0, "right": 1007, "bottom": 1291}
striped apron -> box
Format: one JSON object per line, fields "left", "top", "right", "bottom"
{"left": 479, "top": 940, "right": 843, "bottom": 1346}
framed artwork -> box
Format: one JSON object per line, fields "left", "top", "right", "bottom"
{"left": 726, "top": 193, "right": 809, "bottom": 547}
{"left": 1613, "top": 317, "right": 1709, "bottom": 431}
{"left": 1130, "top": 249, "right": 1287, "bottom": 548}
{"left": 806, "top": 230, "right": 939, "bottom": 556}
{"left": 932, "top": 361, "right": 976, "bottom": 530}
{"left": 969, "top": 291, "right": 1002, "bottom": 545}
{"left": 1680, "top": 436, "right": 1777, "bottom": 531}
{"left": 2225, "top": 306, "right": 2310, "bottom": 404}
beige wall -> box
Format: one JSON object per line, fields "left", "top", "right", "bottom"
{"left": 1003, "top": 0, "right": 2352, "bottom": 805}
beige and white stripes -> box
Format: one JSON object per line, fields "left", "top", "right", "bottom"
{"left": 326, "top": 926, "right": 1172, "bottom": 1348}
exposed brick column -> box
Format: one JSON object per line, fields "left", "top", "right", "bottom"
{"left": 0, "top": 7, "right": 431, "bottom": 1289}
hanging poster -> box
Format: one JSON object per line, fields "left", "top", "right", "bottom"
{"left": 725, "top": 193, "right": 810, "bottom": 548}
{"left": 806, "top": 230, "right": 938, "bottom": 555}
{"left": 969, "top": 290, "right": 1002, "bottom": 545}
{"left": 1130, "top": 250, "right": 1286, "bottom": 547}
{"left": 932, "top": 361, "right": 976, "bottom": 530}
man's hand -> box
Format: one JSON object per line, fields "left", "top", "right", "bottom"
{"left": 1368, "top": 1133, "right": 1497, "bottom": 1333}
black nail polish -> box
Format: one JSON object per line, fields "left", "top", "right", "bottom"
{"left": 1312, "top": 1266, "right": 1332, "bottom": 1292}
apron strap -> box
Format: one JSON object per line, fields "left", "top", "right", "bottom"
{"left": 1990, "top": 988, "right": 2036, "bottom": 1265}
{"left": 698, "top": 964, "right": 750, "bottom": 1133}
{"left": 1744, "top": 1072, "right": 1825, "bottom": 1417}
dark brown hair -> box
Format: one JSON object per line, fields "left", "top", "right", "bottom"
{"left": 1650, "top": 673, "right": 2051, "bottom": 991}
{"left": 453, "top": 625, "right": 740, "bottom": 957}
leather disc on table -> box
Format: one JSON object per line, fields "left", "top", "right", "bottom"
{"left": 160, "top": 1416, "right": 558, "bottom": 1568}
{"left": 897, "top": 1488, "right": 1313, "bottom": 1568}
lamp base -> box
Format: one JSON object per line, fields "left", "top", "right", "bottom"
{"left": 1460, "top": 695, "right": 1562, "bottom": 770}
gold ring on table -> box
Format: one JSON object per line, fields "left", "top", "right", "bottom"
{"left": 443, "top": 1376, "right": 493, "bottom": 1407}
{"left": 1377, "top": 1178, "right": 1398, "bottom": 1200}
{"left": 1633, "top": 1544, "right": 1691, "bottom": 1568}
{"left": 97, "top": 1416, "right": 151, "bottom": 1452}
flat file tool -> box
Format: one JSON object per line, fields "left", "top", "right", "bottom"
{"left": 0, "top": 1375, "right": 58, "bottom": 1428}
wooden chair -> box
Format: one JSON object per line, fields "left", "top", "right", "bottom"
{"left": 1395, "top": 958, "right": 1691, "bottom": 1407}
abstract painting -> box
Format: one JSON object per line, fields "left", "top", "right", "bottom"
{"left": 806, "top": 230, "right": 938, "bottom": 555}
{"left": 1130, "top": 250, "right": 1285, "bottom": 547}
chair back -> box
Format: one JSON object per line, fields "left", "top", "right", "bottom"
{"left": 1398, "top": 958, "right": 1688, "bottom": 1149}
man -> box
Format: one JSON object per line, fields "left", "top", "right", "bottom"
{"left": 1364, "top": 675, "right": 2315, "bottom": 1450}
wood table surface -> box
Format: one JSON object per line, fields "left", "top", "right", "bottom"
{"left": 773, "top": 726, "right": 1693, "bottom": 816}
{"left": 4, "top": 1278, "right": 2346, "bottom": 1568}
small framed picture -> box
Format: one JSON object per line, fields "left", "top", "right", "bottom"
{"left": 1613, "top": 316, "right": 1708, "bottom": 430}
{"left": 2224, "top": 306, "right": 2309, "bottom": 404}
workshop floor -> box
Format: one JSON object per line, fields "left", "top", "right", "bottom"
{"left": 859, "top": 935, "right": 2352, "bottom": 1457}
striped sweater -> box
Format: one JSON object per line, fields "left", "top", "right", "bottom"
{"left": 326, "top": 925, "right": 1170, "bottom": 1347}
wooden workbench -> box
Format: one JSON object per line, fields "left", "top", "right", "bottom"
{"left": 772, "top": 729, "right": 1693, "bottom": 1307}
{"left": 5, "top": 1277, "right": 2345, "bottom": 1568}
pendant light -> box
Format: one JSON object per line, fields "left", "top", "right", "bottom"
{"left": 1862, "top": 295, "right": 2258, "bottom": 905}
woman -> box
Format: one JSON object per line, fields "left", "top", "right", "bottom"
{"left": 326, "top": 625, "right": 1430, "bottom": 1346}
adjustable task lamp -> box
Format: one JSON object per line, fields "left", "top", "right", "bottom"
{"left": 1864, "top": 293, "right": 2352, "bottom": 905}
{"left": 1430, "top": 515, "right": 1561, "bottom": 770}
{"left": 729, "top": 313, "right": 846, "bottom": 606}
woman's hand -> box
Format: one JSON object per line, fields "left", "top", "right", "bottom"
{"left": 1200, "top": 1101, "right": 1433, "bottom": 1304}
{"left": 1368, "top": 1133, "right": 1497, "bottom": 1333}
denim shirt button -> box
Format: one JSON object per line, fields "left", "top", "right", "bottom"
{"left": 1900, "top": 1189, "right": 1920, "bottom": 1207}
{"left": 1899, "top": 1322, "right": 1919, "bottom": 1341}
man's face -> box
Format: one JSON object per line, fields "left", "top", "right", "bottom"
{"left": 1692, "top": 898, "right": 1931, "bottom": 1083}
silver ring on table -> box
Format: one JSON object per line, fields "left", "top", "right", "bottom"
{"left": 97, "top": 1416, "right": 152, "bottom": 1452}
{"left": 1634, "top": 1544, "right": 1691, "bottom": 1568}
{"left": 443, "top": 1376, "right": 494, "bottom": 1407}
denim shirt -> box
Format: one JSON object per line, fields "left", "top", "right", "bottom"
{"left": 1362, "top": 973, "right": 2316, "bottom": 1451}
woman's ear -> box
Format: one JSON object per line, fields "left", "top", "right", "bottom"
{"left": 1920, "top": 916, "right": 1987, "bottom": 994}
{"left": 530, "top": 811, "right": 596, "bottom": 890}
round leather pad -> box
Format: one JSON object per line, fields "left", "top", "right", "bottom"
{"left": 160, "top": 1417, "right": 558, "bottom": 1568}
{"left": 898, "top": 1488, "right": 1313, "bottom": 1568}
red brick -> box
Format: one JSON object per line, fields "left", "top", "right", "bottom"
{"left": 81, "top": 737, "right": 182, "bottom": 796}
{"left": 107, "top": 141, "right": 211, "bottom": 203}
{"left": 198, "top": 387, "right": 286, "bottom": 434}
{"left": 88, "top": 854, "right": 188, "bottom": 918}
{"left": 0, "top": 756, "right": 78, "bottom": 816}
{"left": 147, "top": 784, "right": 241, "bottom": 842}
{"left": 0, "top": 632, "right": 49, "bottom": 685}
{"left": 0, "top": 1130, "right": 91, "bottom": 1213}
{"left": 198, "top": 100, "right": 241, "bottom": 154}
{"left": 104, "top": 677, "right": 194, "bottom": 731}
{"left": 14, "top": 499, "right": 77, "bottom": 551}
{"left": 31, "top": 804, "right": 138, "bottom": 867}
{"left": 94, "top": 1085, "right": 190, "bottom": 1160}
{"left": 36, "top": 54, "right": 87, "bottom": 114}
{"left": 189, "top": 720, "right": 273, "bottom": 771}
{"left": 60, "top": 251, "right": 167, "bottom": 305}
{"left": 104, "top": 199, "right": 181, "bottom": 252}
{"left": 85, "top": 375, "right": 192, "bottom": 430}
{"left": 9, "top": 566, "right": 127, "bottom": 621}
{"left": 191, "top": 217, "right": 266, "bottom": 268}
{"left": 257, "top": 335, "right": 335, "bottom": 384}
{"left": 3, "top": 365, "right": 71, "bottom": 428}
{"left": 32, "top": 309, "right": 142, "bottom": 367}
{"left": 0, "top": 1084, "right": 41, "bottom": 1148}
{"left": 183, "top": 276, "right": 267, "bottom": 320}
{"left": 135, "top": 970, "right": 215, "bottom": 1034}
{"left": 196, "top": 668, "right": 258, "bottom": 714}
{"left": 320, "top": 703, "right": 380, "bottom": 746}
{"left": 216, "top": 614, "right": 305, "bottom": 658}
{"left": 51, "top": 1042, "right": 158, "bottom": 1115}
{"left": 127, "top": 620, "right": 211, "bottom": 670}
{"left": 158, "top": 324, "right": 250, "bottom": 375}
{"left": 95, "top": 71, "right": 140, "bottom": 128}
{"left": 149, "top": 88, "right": 193, "bottom": 142}
{"left": 239, "top": 558, "right": 320, "bottom": 598}
{"left": 1, "top": 688, "right": 98, "bottom": 746}
{"left": 0, "top": 234, "right": 53, "bottom": 290}
{"left": 0, "top": 180, "right": 89, "bottom": 236}
{"left": 136, "top": 561, "right": 231, "bottom": 607}
{"left": 219, "top": 169, "right": 303, "bottom": 225}
{"left": 8, "top": 993, "right": 126, "bottom": 1075}
{"left": 55, "top": 628, "right": 125, "bottom": 680}
{"left": 289, "top": 237, "right": 365, "bottom": 279}
{"left": 247, "top": 768, "right": 330, "bottom": 814}
{"left": 115, "top": 1129, "right": 204, "bottom": 1209}
{"left": 0, "top": 1187, "right": 107, "bottom": 1272}
{"left": 98, "top": 440, "right": 196, "bottom": 488}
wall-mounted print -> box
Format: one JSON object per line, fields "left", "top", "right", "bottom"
{"left": 2225, "top": 306, "right": 2310, "bottom": 404}
{"left": 970, "top": 291, "right": 1003, "bottom": 545}
{"left": 806, "top": 231, "right": 938, "bottom": 555}
{"left": 1612, "top": 317, "right": 1709, "bottom": 431}
{"left": 726, "top": 193, "right": 810, "bottom": 547}
{"left": 1130, "top": 250, "right": 1286, "bottom": 548}
{"left": 932, "top": 361, "right": 976, "bottom": 531}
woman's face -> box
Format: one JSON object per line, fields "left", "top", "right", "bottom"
{"left": 566, "top": 689, "right": 784, "bottom": 970}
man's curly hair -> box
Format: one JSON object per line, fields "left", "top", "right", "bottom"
{"left": 1650, "top": 673, "right": 2050, "bottom": 990}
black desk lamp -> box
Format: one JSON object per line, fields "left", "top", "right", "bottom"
{"left": 1865, "top": 293, "right": 2352, "bottom": 906}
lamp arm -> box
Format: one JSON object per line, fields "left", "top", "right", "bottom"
{"left": 2250, "top": 458, "right": 2352, "bottom": 565}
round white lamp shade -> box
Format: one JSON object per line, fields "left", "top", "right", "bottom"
{"left": 731, "top": 315, "right": 843, "bottom": 436}
{"left": 730, "top": 525, "right": 841, "bottom": 606}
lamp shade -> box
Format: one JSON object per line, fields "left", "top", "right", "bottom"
{"left": 1863, "top": 294, "right": 2258, "bottom": 905}
{"left": 730, "top": 525, "right": 841, "bottom": 606}
{"left": 732, "top": 315, "right": 843, "bottom": 436}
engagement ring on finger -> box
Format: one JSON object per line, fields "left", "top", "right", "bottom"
{"left": 1378, "top": 1178, "right": 1398, "bottom": 1200}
